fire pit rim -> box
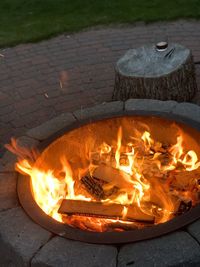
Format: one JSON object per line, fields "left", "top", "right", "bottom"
{"left": 38, "top": 110, "right": 200, "bottom": 152}
{"left": 17, "top": 110, "right": 200, "bottom": 244}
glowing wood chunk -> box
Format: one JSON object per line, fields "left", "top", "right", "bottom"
{"left": 92, "top": 164, "right": 133, "bottom": 189}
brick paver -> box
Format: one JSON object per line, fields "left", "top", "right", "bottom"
{"left": 0, "top": 20, "right": 200, "bottom": 156}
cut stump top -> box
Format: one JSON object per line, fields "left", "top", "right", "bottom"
{"left": 116, "top": 43, "right": 190, "bottom": 78}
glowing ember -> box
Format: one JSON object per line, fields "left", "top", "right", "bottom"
{"left": 6, "top": 116, "right": 200, "bottom": 232}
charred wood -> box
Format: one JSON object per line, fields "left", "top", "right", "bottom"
{"left": 176, "top": 200, "right": 192, "bottom": 215}
{"left": 81, "top": 175, "right": 105, "bottom": 200}
{"left": 81, "top": 175, "right": 119, "bottom": 200}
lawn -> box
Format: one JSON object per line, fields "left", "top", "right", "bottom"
{"left": 0, "top": 0, "right": 200, "bottom": 47}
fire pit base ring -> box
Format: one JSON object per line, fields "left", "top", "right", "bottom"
{"left": 1, "top": 99, "right": 200, "bottom": 266}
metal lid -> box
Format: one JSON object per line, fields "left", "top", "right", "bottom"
{"left": 156, "top": 41, "right": 168, "bottom": 51}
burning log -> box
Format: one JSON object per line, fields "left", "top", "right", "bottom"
{"left": 92, "top": 164, "right": 133, "bottom": 190}
{"left": 176, "top": 200, "right": 192, "bottom": 215}
{"left": 106, "top": 222, "right": 138, "bottom": 231}
{"left": 81, "top": 175, "right": 118, "bottom": 200}
{"left": 81, "top": 175, "right": 105, "bottom": 200}
{"left": 150, "top": 142, "right": 169, "bottom": 154}
{"left": 58, "top": 199, "right": 155, "bottom": 223}
{"left": 168, "top": 169, "right": 200, "bottom": 191}
{"left": 106, "top": 221, "right": 152, "bottom": 231}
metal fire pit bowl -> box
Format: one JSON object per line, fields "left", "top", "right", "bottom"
{"left": 17, "top": 104, "right": 200, "bottom": 244}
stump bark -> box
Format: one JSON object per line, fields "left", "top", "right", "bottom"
{"left": 113, "top": 44, "right": 197, "bottom": 101}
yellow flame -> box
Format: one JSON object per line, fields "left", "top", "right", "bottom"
{"left": 17, "top": 159, "right": 65, "bottom": 222}
{"left": 141, "top": 131, "right": 153, "bottom": 149}
{"left": 115, "top": 126, "right": 122, "bottom": 169}
{"left": 122, "top": 206, "right": 128, "bottom": 219}
{"left": 182, "top": 150, "right": 200, "bottom": 171}
{"left": 100, "top": 142, "right": 111, "bottom": 154}
{"left": 170, "top": 135, "right": 183, "bottom": 164}
{"left": 13, "top": 123, "right": 200, "bottom": 231}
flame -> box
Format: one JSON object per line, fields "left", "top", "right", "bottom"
{"left": 17, "top": 159, "right": 65, "bottom": 222}
{"left": 8, "top": 119, "right": 200, "bottom": 232}
{"left": 170, "top": 136, "right": 183, "bottom": 162}
{"left": 100, "top": 142, "right": 111, "bottom": 154}
{"left": 141, "top": 131, "right": 154, "bottom": 150}
{"left": 115, "top": 126, "right": 122, "bottom": 169}
{"left": 165, "top": 135, "right": 200, "bottom": 171}
{"left": 122, "top": 206, "right": 128, "bottom": 219}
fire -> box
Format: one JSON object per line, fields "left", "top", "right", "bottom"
{"left": 7, "top": 117, "right": 200, "bottom": 232}
{"left": 16, "top": 159, "right": 65, "bottom": 222}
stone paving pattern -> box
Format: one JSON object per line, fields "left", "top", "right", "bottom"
{"left": 1, "top": 20, "right": 200, "bottom": 266}
{"left": 1, "top": 20, "right": 200, "bottom": 156}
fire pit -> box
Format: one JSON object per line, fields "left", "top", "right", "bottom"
{"left": 1, "top": 99, "right": 200, "bottom": 266}
{"left": 16, "top": 113, "right": 200, "bottom": 243}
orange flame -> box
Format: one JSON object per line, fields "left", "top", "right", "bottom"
{"left": 8, "top": 119, "right": 200, "bottom": 232}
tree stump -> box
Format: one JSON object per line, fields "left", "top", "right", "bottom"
{"left": 112, "top": 43, "right": 197, "bottom": 101}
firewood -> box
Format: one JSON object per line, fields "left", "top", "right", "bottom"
{"left": 168, "top": 169, "right": 200, "bottom": 191}
{"left": 164, "top": 192, "right": 193, "bottom": 216}
{"left": 92, "top": 164, "right": 133, "bottom": 189}
{"left": 106, "top": 221, "right": 153, "bottom": 231}
{"left": 150, "top": 142, "right": 167, "bottom": 154}
{"left": 58, "top": 199, "right": 155, "bottom": 223}
{"left": 81, "top": 175, "right": 119, "bottom": 200}
{"left": 81, "top": 175, "right": 105, "bottom": 200}
{"left": 176, "top": 200, "right": 192, "bottom": 215}
{"left": 106, "top": 222, "right": 138, "bottom": 231}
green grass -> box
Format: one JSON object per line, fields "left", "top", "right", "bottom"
{"left": 0, "top": 0, "right": 200, "bottom": 47}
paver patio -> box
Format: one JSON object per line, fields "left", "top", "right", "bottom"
{"left": 0, "top": 19, "right": 200, "bottom": 156}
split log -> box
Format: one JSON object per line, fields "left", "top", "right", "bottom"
{"left": 81, "top": 175, "right": 105, "bottom": 200}
{"left": 58, "top": 199, "right": 155, "bottom": 223}
{"left": 112, "top": 43, "right": 197, "bottom": 101}
{"left": 81, "top": 175, "right": 118, "bottom": 200}
{"left": 93, "top": 164, "right": 133, "bottom": 190}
